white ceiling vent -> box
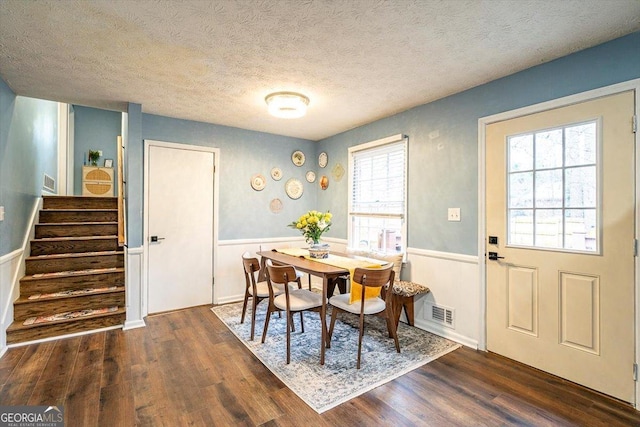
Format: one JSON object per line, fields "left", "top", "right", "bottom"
{"left": 43, "top": 173, "right": 55, "bottom": 193}
{"left": 426, "top": 303, "right": 455, "bottom": 329}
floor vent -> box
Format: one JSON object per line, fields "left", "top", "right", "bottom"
{"left": 426, "top": 303, "right": 455, "bottom": 328}
{"left": 43, "top": 174, "right": 56, "bottom": 193}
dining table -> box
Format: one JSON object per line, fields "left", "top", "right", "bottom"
{"left": 256, "top": 249, "right": 351, "bottom": 365}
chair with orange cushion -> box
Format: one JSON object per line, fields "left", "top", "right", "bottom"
{"left": 327, "top": 263, "right": 399, "bottom": 369}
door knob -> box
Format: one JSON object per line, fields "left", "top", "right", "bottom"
{"left": 150, "top": 236, "right": 165, "bottom": 243}
{"left": 488, "top": 252, "right": 504, "bottom": 261}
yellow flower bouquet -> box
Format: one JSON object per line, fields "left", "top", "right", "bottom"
{"left": 288, "top": 210, "right": 332, "bottom": 245}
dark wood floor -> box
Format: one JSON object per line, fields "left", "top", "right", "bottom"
{"left": 0, "top": 305, "right": 638, "bottom": 426}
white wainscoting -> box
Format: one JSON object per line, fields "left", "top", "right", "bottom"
{"left": 124, "top": 246, "right": 145, "bottom": 329}
{"left": 0, "top": 198, "right": 41, "bottom": 357}
{"left": 0, "top": 249, "right": 22, "bottom": 358}
{"left": 134, "top": 235, "right": 480, "bottom": 349}
{"left": 405, "top": 247, "right": 480, "bottom": 349}
{"left": 218, "top": 237, "right": 307, "bottom": 304}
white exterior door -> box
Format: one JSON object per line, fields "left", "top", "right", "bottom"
{"left": 486, "top": 91, "right": 635, "bottom": 402}
{"left": 147, "top": 142, "right": 214, "bottom": 314}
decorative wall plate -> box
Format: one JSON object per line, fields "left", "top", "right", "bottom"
{"left": 305, "top": 170, "right": 316, "bottom": 183}
{"left": 271, "top": 167, "right": 283, "bottom": 181}
{"left": 332, "top": 163, "right": 345, "bottom": 182}
{"left": 320, "top": 175, "right": 329, "bottom": 190}
{"left": 250, "top": 174, "right": 266, "bottom": 191}
{"left": 269, "top": 198, "right": 283, "bottom": 214}
{"left": 318, "top": 152, "right": 328, "bottom": 168}
{"left": 292, "top": 150, "right": 305, "bottom": 166}
{"left": 285, "top": 178, "right": 304, "bottom": 199}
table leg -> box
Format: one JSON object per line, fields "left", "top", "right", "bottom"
{"left": 320, "top": 275, "right": 329, "bottom": 364}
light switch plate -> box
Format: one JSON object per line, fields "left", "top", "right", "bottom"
{"left": 448, "top": 208, "right": 460, "bottom": 221}
{"left": 0, "top": 206, "right": 4, "bottom": 221}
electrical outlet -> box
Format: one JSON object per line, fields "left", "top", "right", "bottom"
{"left": 448, "top": 208, "right": 460, "bottom": 222}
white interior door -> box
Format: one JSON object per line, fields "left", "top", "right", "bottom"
{"left": 147, "top": 143, "right": 214, "bottom": 314}
{"left": 486, "top": 91, "right": 635, "bottom": 402}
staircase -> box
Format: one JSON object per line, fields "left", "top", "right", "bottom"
{"left": 6, "top": 196, "right": 126, "bottom": 344}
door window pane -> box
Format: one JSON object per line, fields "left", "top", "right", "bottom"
{"left": 509, "top": 210, "right": 533, "bottom": 246}
{"left": 565, "top": 123, "right": 596, "bottom": 167}
{"left": 507, "top": 120, "right": 598, "bottom": 252}
{"left": 535, "top": 169, "right": 563, "bottom": 208}
{"left": 509, "top": 135, "right": 533, "bottom": 172}
{"left": 565, "top": 166, "right": 596, "bottom": 208}
{"left": 509, "top": 172, "right": 533, "bottom": 208}
{"left": 535, "top": 129, "right": 563, "bottom": 169}
{"left": 565, "top": 209, "right": 597, "bottom": 251}
{"left": 535, "top": 209, "right": 563, "bottom": 248}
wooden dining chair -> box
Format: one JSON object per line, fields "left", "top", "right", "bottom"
{"left": 241, "top": 252, "right": 298, "bottom": 341}
{"left": 327, "top": 264, "right": 399, "bottom": 369}
{"left": 264, "top": 261, "right": 324, "bottom": 364}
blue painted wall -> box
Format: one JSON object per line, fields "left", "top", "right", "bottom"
{"left": 317, "top": 31, "right": 640, "bottom": 255}
{"left": 72, "top": 105, "right": 121, "bottom": 195}
{"left": 0, "top": 79, "right": 58, "bottom": 256}
{"left": 132, "top": 114, "right": 317, "bottom": 246}
{"left": 2, "top": 32, "right": 638, "bottom": 257}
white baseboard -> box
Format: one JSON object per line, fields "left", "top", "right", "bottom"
{"left": 414, "top": 318, "right": 479, "bottom": 349}
{"left": 6, "top": 325, "right": 123, "bottom": 348}
{"left": 123, "top": 319, "right": 146, "bottom": 330}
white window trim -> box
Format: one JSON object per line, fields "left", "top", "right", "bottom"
{"left": 347, "top": 133, "right": 408, "bottom": 253}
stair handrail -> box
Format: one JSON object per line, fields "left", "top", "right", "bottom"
{"left": 117, "top": 135, "right": 126, "bottom": 247}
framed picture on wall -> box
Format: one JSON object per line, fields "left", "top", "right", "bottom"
{"left": 104, "top": 159, "right": 113, "bottom": 168}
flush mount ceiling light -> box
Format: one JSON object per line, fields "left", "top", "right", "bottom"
{"left": 265, "top": 92, "right": 309, "bottom": 119}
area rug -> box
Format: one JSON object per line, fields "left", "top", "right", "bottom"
{"left": 211, "top": 302, "right": 460, "bottom": 413}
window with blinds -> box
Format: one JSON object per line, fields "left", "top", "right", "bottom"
{"left": 348, "top": 134, "right": 407, "bottom": 253}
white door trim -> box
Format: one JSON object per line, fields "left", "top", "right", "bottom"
{"left": 478, "top": 79, "right": 640, "bottom": 408}
{"left": 143, "top": 139, "right": 220, "bottom": 317}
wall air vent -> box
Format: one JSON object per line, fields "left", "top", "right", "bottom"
{"left": 43, "top": 174, "right": 56, "bottom": 193}
{"left": 426, "top": 303, "right": 455, "bottom": 329}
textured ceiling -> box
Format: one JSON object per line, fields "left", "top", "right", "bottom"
{"left": 1, "top": 0, "right": 639, "bottom": 141}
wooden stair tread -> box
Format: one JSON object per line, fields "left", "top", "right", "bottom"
{"left": 41, "top": 208, "right": 118, "bottom": 212}
{"left": 7, "top": 307, "right": 126, "bottom": 332}
{"left": 32, "top": 235, "right": 118, "bottom": 242}
{"left": 37, "top": 222, "right": 118, "bottom": 227}
{"left": 27, "top": 250, "right": 122, "bottom": 260}
{"left": 15, "top": 286, "right": 125, "bottom": 304}
{"left": 21, "top": 267, "right": 125, "bottom": 282}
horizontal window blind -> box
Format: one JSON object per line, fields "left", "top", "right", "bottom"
{"left": 350, "top": 141, "right": 406, "bottom": 216}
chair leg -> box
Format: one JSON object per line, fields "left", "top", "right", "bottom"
{"left": 240, "top": 292, "right": 249, "bottom": 324}
{"left": 290, "top": 311, "right": 296, "bottom": 332}
{"left": 261, "top": 308, "right": 272, "bottom": 343}
{"left": 386, "top": 306, "right": 401, "bottom": 353}
{"left": 286, "top": 310, "right": 292, "bottom": 364}
{"left": 289, "top": 312, "right": 296, "bottom": 332}
{"left": 308, "top": 274, "right": 312, "bottom": 290}
{"left": 328, "top": 306, "right": 340, "bottom": 343}
{"left": 249, "top": 297, "right": 258, "bottom": 341}
{"left": 357, "top": 313, "right": 365, "bottom": 369}
{"left": 299, "top": 311, "right": 305, "bottom": 333}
